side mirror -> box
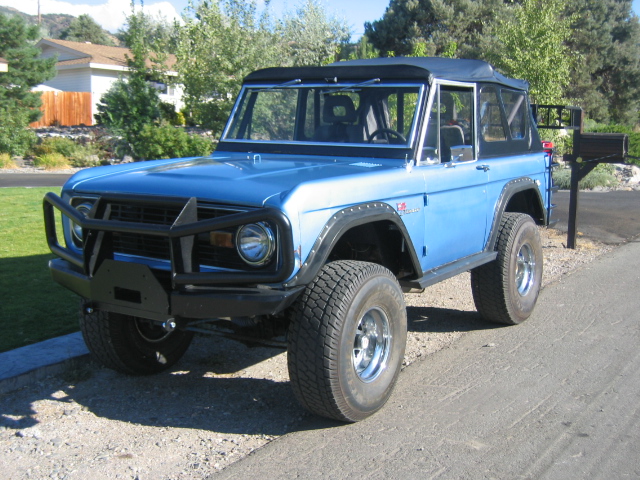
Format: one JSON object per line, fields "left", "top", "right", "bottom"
{"left": 421, "top": 147, "right": 440, "bottom": 164}
{"left": 450, "top": 145, "right": 474, "bottom": 162}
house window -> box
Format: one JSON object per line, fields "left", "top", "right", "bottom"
{"left": 150, "top": 81, "right": 168, "bottom": 94}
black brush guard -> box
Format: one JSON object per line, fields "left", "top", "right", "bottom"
{"left": 43, "top": 193, "right": 301, "bottom": 322}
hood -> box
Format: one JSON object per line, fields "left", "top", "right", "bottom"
{"left": 65, "top": 153, "right": 401, "bottom": 207}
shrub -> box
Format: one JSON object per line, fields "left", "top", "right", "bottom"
{"left": 553, "top": 163, "right": 618, "bottom": 190}
{"left": 0, "top": 153, "right": 17, "bottom": 169}
{"left": 33, "top": 153, "right": 71, "bottom": 170}
{"left": 130, "top": 124, "right": 212, "bottom": 160}
{"left": 0, "top": 107, "right": 37, "bottom": 156}
{"left": 29, "top": 137, "right": 77, "bottom": 158}
{"left": 69, "top": 144, "right": 102, "bottom": 168}
{"left": 160, "top": 101, "right": 184, "bottom": 126}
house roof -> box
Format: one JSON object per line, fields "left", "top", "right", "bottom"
{"left": 246, "top": 57, "right": 528, "bottom": 91}
{"left": 0, "top": 57, "right": 7, "bottom": 73}
{"left": 37, "top": 38, "right": 177, "bottom": 70}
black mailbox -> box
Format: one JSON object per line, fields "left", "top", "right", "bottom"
{"left": 578, "top": 132, "right": 628, "bottom": 162}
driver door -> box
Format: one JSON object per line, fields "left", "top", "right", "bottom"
{"left": 418, "top": 82, "right": 489, "bottom": 271}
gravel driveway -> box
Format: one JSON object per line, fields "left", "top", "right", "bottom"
{"left": 0, "top": 228, "right": 612, "bottom": 480}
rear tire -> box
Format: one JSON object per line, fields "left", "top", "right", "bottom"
{"left": 287, "top": 261, "right": 407, "bottom": 422}
{"left": 471, "top": 213, "right": 542, "bottom": 325}
{"left": 79, "top": 309, "right": 193, "bottom": 375}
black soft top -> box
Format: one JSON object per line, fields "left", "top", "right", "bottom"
{"left": 244, "top": 57, "right": 529, "bottom": 91}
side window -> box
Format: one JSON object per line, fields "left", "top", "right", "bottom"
{"left": 501, "top": 89, "right": 527, "bottom": 140}
{"left": 423, "top": 85, "right": 475, "bottom": 163}
{"left": 479, "top": 86, "right": 506, "bottom": 142}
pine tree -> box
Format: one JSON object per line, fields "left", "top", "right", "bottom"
{"left": 0, "top": 13, "right": 56, "bottom": 155}
{"left": 60, "top": 14, "right": 115, "bottom": 46}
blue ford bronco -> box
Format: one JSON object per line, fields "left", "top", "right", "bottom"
{"left": 44, "top": 57, "right": 555, "bottom": 422}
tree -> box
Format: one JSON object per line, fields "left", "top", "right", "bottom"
{"left": 60, "top": 14, "right": 115, "bottom": 46}
{"left": 364, "top": 0, "right": 439, "bottom": 56}
{"left": 0, "top": 13, "right": 57, "bottom": 122}
{"left": 339, "top": 36, "right": 380, "bottom": 61}
{"left": 116, "top": 11, "right": 180, "bottom": 54}
{"left": 0, "top": 13, "right": 56, "bottom": 154}
{"left": 484, "top": 0, "right": 573, "bottom": 105}
{"left": 94, "top": 4, "right": 163, "bottom": 157}
{"left": 177, "top": 0, "right": 351, "bottom": 131}
{"left": 277, "top": 0, "right": 351, "bottom": 66}
{"left": 366, "top": 0, "right": 640, "bottom": 124}
{"left": 564, "top": 0, "right": 640, "bottom": 124}
{"left": 363, "top": 0, "right": 507, "bottom": 58}
{"left": 177, "top": 0, "right": 281, "bottom": 131}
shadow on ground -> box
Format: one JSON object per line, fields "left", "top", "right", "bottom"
{"left": 1, "top": 304, "right": 501, "bottom": 436}
{"left": 0, "top": 254, "right": 78, "bottom": 352}
{"left": 407, "top": 305, "right": 499, "bottom": 333}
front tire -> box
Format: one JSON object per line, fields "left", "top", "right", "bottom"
{"left": 471, "top": 213, "right": 543, "bottom": 325}
{"left": 287, "top": 261, "right": 407, "bottom": 422}
{"left": 80, "top": 309, "right": 194, "bottom": 375}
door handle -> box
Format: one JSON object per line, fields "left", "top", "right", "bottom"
{"left": 476, "top": 164, "right": 490, "bottom": 172}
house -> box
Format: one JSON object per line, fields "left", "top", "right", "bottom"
{"left": 0, "top": 57, "right": 7, "bottom": 72}
{"left": 36, "top": 38, "right": 184, "bottom": 125}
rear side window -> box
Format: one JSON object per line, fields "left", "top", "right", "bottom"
{"left": 480, "top": 87, "right": 506, "bottom": 142}
{"left": 502, "top": 89, "right": 527, "bottom": 140}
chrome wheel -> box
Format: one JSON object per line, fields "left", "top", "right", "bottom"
{"left": 516, "top": 243, "right": 535, "bottom": 295}
{"left": 471, "top": 213, "right": 542, "bottom": 325}
{"left": 288, "top": 261, "right": 407, "bottom": 421}
{"left": 352, "top": 307, "right": 391, "bottom": 383}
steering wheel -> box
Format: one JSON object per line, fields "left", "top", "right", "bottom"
{"left": 367, "top": 128, "right": 407, "bottom": 144}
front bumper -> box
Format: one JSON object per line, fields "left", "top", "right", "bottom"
{"left": 44, "top": 192, "right": 301, "bottom": 322}
{"left": 50, "top": 258, "right": 304, "bottom": 322}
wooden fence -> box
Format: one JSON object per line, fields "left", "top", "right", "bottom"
{"left": 30, "top": 91, "right": 93, "bottom": 128}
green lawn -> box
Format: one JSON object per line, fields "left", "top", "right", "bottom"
{"left": 0, "top": 187, "right": 78, "bottom": 352}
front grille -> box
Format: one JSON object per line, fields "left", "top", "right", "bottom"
{"left": 110, "top": 203, "right": 183, "bottom": 225}
{"left": 107, "top": 201, "right": 250, "bottom": 270}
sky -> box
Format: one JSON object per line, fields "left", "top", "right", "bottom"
{"left": 2, "top": 0, "right": 640, "bottom": 39}
{"left": 0, "top": 0, "right": 391, "bottom": 37}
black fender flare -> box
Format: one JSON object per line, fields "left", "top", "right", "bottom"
{"left": 283, "top": 202, "right": 422, "bottom": 288}
{"left": 485, "top": 177, "right": 546, "bottom": 252}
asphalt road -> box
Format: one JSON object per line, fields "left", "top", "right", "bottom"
{"left": 552, "top": 190, "right": 640, "bottom": 244}
{"left": 213, "top": 239, "right": 640, "bottom": 479}
{"left": 0, "top": 173, "right": 73, "bottom": 188}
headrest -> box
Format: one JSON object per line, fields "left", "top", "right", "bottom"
{"left": 323, "top": 95, "right": 357, "bottom": 123}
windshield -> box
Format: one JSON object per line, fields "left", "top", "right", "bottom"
{"left": 222, "top": 83, "right": 424, "bottom": 148}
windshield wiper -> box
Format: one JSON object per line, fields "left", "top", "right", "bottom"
{"left": 261, "top": 79, "right": 302, "bottom": 91}
{"left": 332, "top": 78, "right": 381, "bottom": 93}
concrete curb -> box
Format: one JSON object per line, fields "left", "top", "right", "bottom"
{"left": 0, "top": 332, "right": 90, "bottom": 395}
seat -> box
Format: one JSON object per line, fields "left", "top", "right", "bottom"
{"left": 440, "top": 125, "right": 465, "bottom": 161}
{"left": 314, "top": 95, "right": 362, "bottom": 143}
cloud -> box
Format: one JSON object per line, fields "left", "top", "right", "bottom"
{"left": 3, "top": 0, "right": 181, "bottom": 32}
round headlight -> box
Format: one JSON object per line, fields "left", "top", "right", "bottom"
{"left": 236, "top": 223, "right": 275, "bottom": 266}
{"left": 71, "top": 202, "right": 93, "bottom": 245}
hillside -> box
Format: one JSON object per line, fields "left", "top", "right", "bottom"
{"left": 0, "top": 5, "right": 117, "bottom": 44}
